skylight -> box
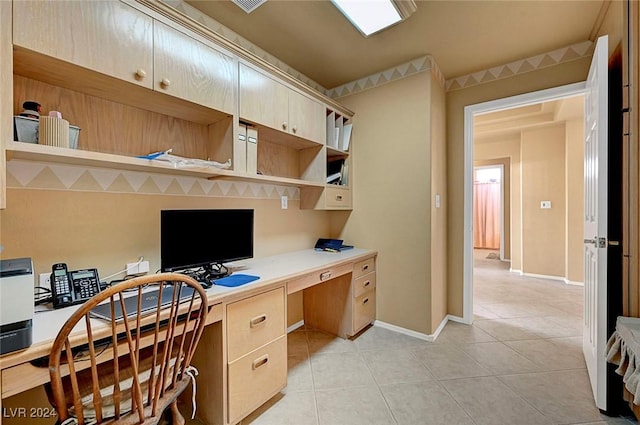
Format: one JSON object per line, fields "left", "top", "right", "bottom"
{"left": 331, "top": 0, "right": 405, "bottom": 37}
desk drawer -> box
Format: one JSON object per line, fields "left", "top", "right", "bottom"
{"left": 227, "top": 287, "right": 285, "bottom": 362}
{"left": 325, "top": 186, "right": 351, "bottom": 208}
{"left": 228, "top": 335, "right": 287, "bottom": 424}
{"left": 353, "top": 257, "right": 375, "bottom": 279}
{"left": 353, "top": 272, "right": 376, "bottom": 298}
{"left": 353, "top": 290, "right": 376, "bottom": 334}
{"left": 287, "top": 262, "right": 352, "bottom": 294}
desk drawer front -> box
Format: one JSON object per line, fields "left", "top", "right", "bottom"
{"left": 353, "top": 290, "right": 376, "bottom": 334}
{"left": 228, "top": 335, "right": 287, "bottom": 424}
{"left": 353, "top": 257, "right": 375, "bottom": 279}
{"left": 287, "top": 262, "right": 352, "bottom": 294}
{"left": 353, "top": 272, "right": 376, "bottom": 299}
{"left": 325, "top": 186, "right": 351, "bottom": 208}
{"left": 227, "top": 287, "right": 285, "bottom": 361}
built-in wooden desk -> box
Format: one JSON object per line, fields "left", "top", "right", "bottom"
{"left": 0, "top": 248, "right": 377, "bottom": 425}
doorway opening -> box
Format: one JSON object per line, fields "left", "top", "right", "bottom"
{"left": 473, "top": 165, "right": 504, "bottom": 261}
{"left": 463, "top": 82, "right": 587, "bottom": 324}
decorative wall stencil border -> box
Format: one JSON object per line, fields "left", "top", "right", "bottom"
{"left": 327, "top": 55, "right": 442, "bottom": 99}
{"left": 6, "top": 160, "right": 300, "bottom": 200}
{"left": 445, "top": 40, "right": 594, "bottom": 91}
{"left": 163, "top": 0, "right": 328, "bottom": 94}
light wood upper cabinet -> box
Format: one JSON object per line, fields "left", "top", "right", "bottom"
{"left": 239, "top": 63, "right": 324, "bottom": 144}
{"left": 239, "top": 63, "right": 289, "bottom": 131}
{"left": 288, "top": 90, "right": 325, "bottom": 143}
{"left": 13, "top": 1, "right": 153, "bottom": 89}
{"left": 154, "top": 21, "right": 235, "bottom": 115}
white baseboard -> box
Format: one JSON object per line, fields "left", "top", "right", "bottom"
{"left": 565, "top": 280, "right": 584, "bottom": 286}
{"left": 510, "top": 268, "right": 523, "bottom": 274}
{"left": 523, "top": 272, "right": 566, "bottom": 282}
{"left": 374, "top": 314, "right": 465, "bottom": 342}
{"left": 287, "top": 320, "right": 305, "bottom": 333}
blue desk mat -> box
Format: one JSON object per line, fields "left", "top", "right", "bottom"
{"left": 214, "top": 274, "right": 259, "bottom": 287}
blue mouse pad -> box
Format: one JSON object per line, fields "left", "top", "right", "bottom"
{"left": 214, "top": 274, "right": 260, "bottom": 287}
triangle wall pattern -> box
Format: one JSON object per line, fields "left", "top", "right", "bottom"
{"left": 6, "top": 160, "right": 300, "bottom": 200}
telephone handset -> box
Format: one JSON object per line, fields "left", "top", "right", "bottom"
{"left": 51, "top": 263, "right": 102, "bottom": 309}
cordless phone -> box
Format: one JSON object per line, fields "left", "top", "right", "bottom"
{"left": 51, "top": 263, "right": 101, "bottom": 309}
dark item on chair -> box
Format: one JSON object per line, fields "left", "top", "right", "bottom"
{"left": 46, "top": 273, "right": 209, "bottom": 425}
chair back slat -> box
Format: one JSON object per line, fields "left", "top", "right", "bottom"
{"left": 47, "top": 273, "right": 208, "bottom": 424}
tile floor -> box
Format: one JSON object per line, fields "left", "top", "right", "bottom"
{"left": 188, "top": 249, "right": 638, "bottom": 425}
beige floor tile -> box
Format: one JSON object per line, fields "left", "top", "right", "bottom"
{"left": 505, "top": 337, "right": 586, "bottom": 371}
{"left": 435, "top": 320, "right": 497, "bottom": 345}
{"left": 288, "top": 330, "right": 310, "bottom": 357}
{"left": 413, "top": 344, "right": 491, "bottom": 380}
{"left": 473, "top": 318, "right": 542, "bottom": 341}
{"left": 352, "top": 325, "right": 430, "bottom": 352}
{"left": 380, "top": 380, "right": 475, "bottom": 425}
{"left": 310, "top": 351, "right": 375, "bottom": 390}
{"left": 241, "top": 390, "right": 318, "bottom": 425}
{"left": 360, "top": 348, "right": 434, "bottom": 385}
{"left": 315, "top": 387, "right": 395, "bottom": 425}
{"left": 442, "top": 376, "right": 553, "bottom": 425}
{"left": 287, "top": 354, "right": 314, "bottom": 392}
{"left": 499, "top": 369, "right": 603, "bottom": 424}
{"left": 459, "top": 341, "right": 542, "bottom": 374}
{"left": 307, "top": 329, "right": 358, "bottom": 355}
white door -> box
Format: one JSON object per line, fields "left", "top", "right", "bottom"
{"left": 583, "top": 34, "right": 608, "bottom": 411}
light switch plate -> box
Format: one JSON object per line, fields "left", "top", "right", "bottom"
{"left": 540, "top": 201, "right": 552, "bottom": 209}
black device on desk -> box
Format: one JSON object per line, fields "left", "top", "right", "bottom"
{"left": 314, "top": 238, "right": 354, "bottom": 252}
{"left": 51, "top": 263, "right": 101, "bottom": 309}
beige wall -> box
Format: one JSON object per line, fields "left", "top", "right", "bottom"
{"left": 430, "top": 71, "right": 448, "bottom": 330}
{"left": 0, "top": 188, "right": 329, "bottom": 327}
{"left": 566, "top": 117, "right": 585, "bottom": 283}
{"left": 521, "top": 124, "right": 566, "bottom": 277}
{"left": 336, "top": 71, "right": 443, "bottom": 334}
{"left": 446, "top": 58, "right": 592, "bottom": 316}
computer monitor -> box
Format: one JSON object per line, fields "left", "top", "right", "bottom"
{"left": 160, "top": 209, "right": 254, "bottom": 277}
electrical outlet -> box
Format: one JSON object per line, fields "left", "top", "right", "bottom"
{"left": 126, "top": 261, "right": 150, "bottom": 275}
{"left": 39, "top": 272, "right": 51, "bottom": 291}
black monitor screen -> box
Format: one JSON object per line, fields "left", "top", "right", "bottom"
{"left": 161, "top": 209, "right": 254, "bottom": 272}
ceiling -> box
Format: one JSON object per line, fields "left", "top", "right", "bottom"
{"left": 184, "top": 0, "right": 606, "bottom": 89}
{"left": 474, "top": 95, "right": 585, "bottom": 142}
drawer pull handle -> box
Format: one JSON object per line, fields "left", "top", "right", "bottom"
{"left": 250, "top": 314, "right": 268, "bottom": 327}
{"left": 363, "top": 281, "right": 371, "bottom": 287}
{"left": 320, "top": 271, "right": 332, "bottom": 281}
{"left": 362, "top": 265, "right": 369, "bottom": 271}
{"left": 252, "top": 354, "right": 269, "bottom": 370}
{"left": 336, "top": 195, "right": 343, "bottom": 201}
{"left": 363, "top": 298, "right": 369, "bottom": 304}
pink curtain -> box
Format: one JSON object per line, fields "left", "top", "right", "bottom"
{"left": 474, "top": 182, "right": 500, "bottom": 249}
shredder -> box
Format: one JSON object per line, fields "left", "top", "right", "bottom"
{"left": 0, "top": 257, "right": 34, "bottom": 355}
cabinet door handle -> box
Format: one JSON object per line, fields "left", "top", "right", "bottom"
{"left": 160, "top": 78, "right": 171, "bottom": 88}
{"left": 336, "top": 195, "right": 343, "bottom": 201}
{"left": 363, "top": 280, "right": 370, "bottom": 288}
{"left": 362, "top": 264, "right": 369, "bottom": 272}
{"left": 320, "top": 271, "right": 332, "bottom": 281}
{"left": 250, "top": 314, "right": 267, "bottom": 327}
{"left": 363, "top": 298, "right": 369, "bottom": 304}
{"left": 292, "top": 125, "right": 297, "bottom": 134}
{"left": 135, "top": 68, "right": 147, "bottom": 80}
{"left": 282, "top": 122, "right": 288, "bottom": 130}
{"left": 252, "top": 354, "right": 269, "bottom": 370}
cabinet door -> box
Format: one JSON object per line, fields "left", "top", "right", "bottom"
{"left": 239, "top": 64, "right": 288, "bottom": 131}
{"left": 288, "top": 90, "right": 325, "bottom": 143}
{"left": 154, "top": 21, "right": 235, "bottom": 114}
{"left": 13, "top": 1, "right": 153, "bottom": 89}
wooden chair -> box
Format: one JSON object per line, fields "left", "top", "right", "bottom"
{"left": 47, "top": 273, "right": 209, "bottom": 425}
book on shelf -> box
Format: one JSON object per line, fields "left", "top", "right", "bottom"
{"left": 342, "top": 123, "right": 352, "bottom": 151}
{"left": 327, "top": 158, "right": 348, "bottom": 186}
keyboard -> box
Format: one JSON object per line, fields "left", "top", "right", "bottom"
{"left": 90, "top": 285, "right": 195, "bottom": 321}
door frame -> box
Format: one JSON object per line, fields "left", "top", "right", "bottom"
{"left": 473, "top": 164, "right": 505, "bottom": 260}
{"left": 462, "top": 82, "right": 586, "bottom": 323}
